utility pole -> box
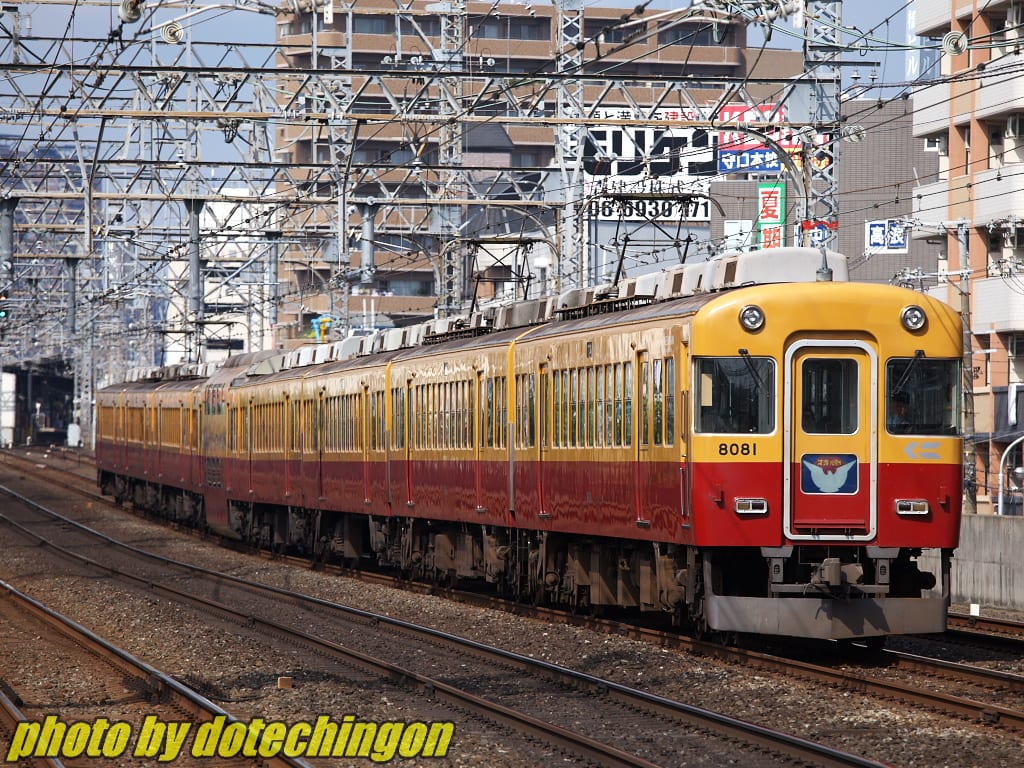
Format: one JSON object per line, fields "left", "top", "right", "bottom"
{"left": 898, "top": 218, "right": 977, "bottom": 514}
{"left": 801, "top": 0, "right": 842, "bottom": 248}
{"left": 555, "top": 0, "right": 585, "bottom": 292}
{"left": 957, "top": 221, "right": 976, "bottom": 515}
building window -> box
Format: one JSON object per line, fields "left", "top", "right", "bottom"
{"left": 584, "top": 20, "right": 643, "bottom": 44}
{"left": 510, "top": 151, "right": 538, "bottom": 168}
{"left": 658, "top": 23, "right": 728, "bottom": 47}
{"left": 470, "top": 17, "right": 549, "bottom": 40}
{"left": 353, "top": 16, "right": 392, "bottom": 35}
{"left": 399, "top": 17, "right": 441, "bottom": 37}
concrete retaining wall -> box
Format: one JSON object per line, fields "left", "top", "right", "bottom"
{"left": 920, "top": 515, "right": 1024, "bottom": 611}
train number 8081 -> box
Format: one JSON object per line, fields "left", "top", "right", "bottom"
{"left": 718, "top": 442, "right": 758, "bottom": 457}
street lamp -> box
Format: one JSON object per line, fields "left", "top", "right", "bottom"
{"left": 997, "top": 433, "right": 1024, "bottom": 516}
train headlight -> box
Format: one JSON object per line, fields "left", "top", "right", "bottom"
{"left": 739, "top": 304, "right": 765, "bottom": 331}
{"left": 901, "top": 305, "right": 927, "bottom": 331}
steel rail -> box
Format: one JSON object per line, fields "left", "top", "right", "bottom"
{"left": 0, "top": 479, "right": 885, "bottom": 768}
{"left": 0, "top": 579, "right": 314, "bottom": 768}
{"left": 0, "top": 688, "right": 66, "bottom": 768}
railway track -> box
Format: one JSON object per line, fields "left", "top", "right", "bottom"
{"left": 0, "top": 688, "right": 65, "bottom": 768}
{"left": 5, "top": 448, "right": 1024, "bottom": 764}
{"left": 946, "top": 613, "right": 1024, "bottom": 650}
{"left": 0, "top": 479, "right": 883, "bottom": 768}
{"left": 0, "top": 578, "right": 312, "bottom": 768}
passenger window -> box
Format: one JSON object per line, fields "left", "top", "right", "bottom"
{"left": 886, "top": 358, "right": 960, "bottom": 435}
{"left": 801, "top": 359, "right": 858, "bottom": 435}
{"left": 695, "top": 356, "right": 775, "bottom": 434}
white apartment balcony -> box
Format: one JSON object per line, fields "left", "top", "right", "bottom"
{"left": 975, "top": 53, "right": 1024, "bottom": 120}
{"left": 912, "top": 80, "right": 950, "bottom": 137}
{"left": 973, "top": 276, "right": 1024, "bottom": 334}
{"left": 912, "top": 178, "right": 949, "bottom": 222}
{"left": 913, "top": 0, "right": 952, "bottom": 36}
{"left": 973, "top": 167, "right": 1024, "bottom": 224}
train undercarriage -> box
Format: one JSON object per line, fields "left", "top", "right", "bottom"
{"left": 100, "top": 470, "right": 952, "bottom": 641}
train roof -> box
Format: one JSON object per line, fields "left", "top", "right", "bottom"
{"left": 102, "top": 247, "right": 848, "bottom": 389}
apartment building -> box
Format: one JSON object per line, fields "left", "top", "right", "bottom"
{"left": 273, "top": 0, "right": 805, "bottom": 338}
{"left": 914, "top": 0, "right": 1024, "bottom": 513}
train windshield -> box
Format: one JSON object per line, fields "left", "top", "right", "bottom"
{"left": 695, "top": 356, "right": 775, "bottom": 434}
{"left": 886, "top": 357, "right": 961, "bottom": 435}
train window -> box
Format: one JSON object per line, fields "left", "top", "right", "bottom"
{"left": 483, "top": 380, "right": 491, "bottom": 448}
{"left": 467, "top": 380, "right": 475, "bottom": 448}
{"left": 552, "top": 370, "right": 561, "bottom": 447}
{"left": 465, "top": 380, "right": 472, "bottom": 448}
{"left": 565, "top": 370, "right": 573, "bottom": 448}
{"left": 498, "top": 376, "right": 507, "bottom": 448}
{"left": 614, "top": 363, "right": 623, "bottom": 446}
{"left": 431, "top": 384, "right": 439, "bottom": 450}
{"left": 515, "top": 375, "right": 524, "bottom": 448}
{"left": 162, "top": 407, "right": 179, "bottom": 448}
{"left": 653, "top": 359, "right": 663, "bottom": 446}
{"left": 565, "top": 368, "right": 573, "bottom": 448}
{"left": 527, "top": 373, "right": 536, "bottom": 448}
{"left": 587, "top": 367, "right": 595, "bottom": 447}
{"left": 886, "top": 358, "right": 960, "bottom": 435}
{"left": 452, "top": 382, "right": 458, "bottom": 449}
{"left": 596, "top": 366, "right": 605, "bottom": 446}
{"left": 539, "top": 370, "right": 548, "bottom": 448}
{"left": 439, "top": 385, "right": 447, "bottom": 450}
{"left": 418, "top": 386, "right": 426, "bottom": 449}
{"left": 641, "top": 360, "right": 650, "bottom": 446}
{"left": 695, "top": 357, "right": 775, "bottom": 434}
{"left": 244, "top": 405, "right": 251, "bottom": 453}
{"left": 474, "top": 381, "right": 481, "bottom": 448}
{"left": 328, "top": 397, "right": 334, "bottom": 452}
{"left": 665, "top": 357, "right": 675, "bottom": 445}
{"left": 624, "top": 362, "right": 633, "bottom": 446}
{"left": 604, "top": 365, "right": 613, "bottom": 446}
{"left": 451, "top": 382, "right": 458, "bottom": 449}
{"left": 802, "top": 359, "right": 857, "bottom": 434}
{"left": 371, "top": 392, "right": 379, "bottom": 450}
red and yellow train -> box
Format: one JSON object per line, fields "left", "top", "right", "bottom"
{"left": 96, "top": 247, "right": 963, "bottom": 641}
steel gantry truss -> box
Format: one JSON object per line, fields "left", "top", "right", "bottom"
{"left": 0, "top": 0, "right": 844, "bottom": 447}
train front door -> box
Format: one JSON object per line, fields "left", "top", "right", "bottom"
{"left": 785, "top": 342, "right": 877, "bottom": 541}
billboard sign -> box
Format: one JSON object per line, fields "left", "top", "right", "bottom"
{"left": 757, "top": 182, "right": 785, "bottom": 248}
{"left": 583, "top": 107, "right": 715, "bottom": 222}
{"left": 865, "top": 219, "right": 909, "bottom": 254}
{"left": 717, "top": 104, "right": 832, "bottom": 174}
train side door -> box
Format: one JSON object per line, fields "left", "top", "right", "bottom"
{"left": 317, "top": 389, "right": 326, "bottom": 505}
{"left": 635, "top": 353, "right": 650, "bottom": 526}
{"left": 537, "top": 363, "right": 549, "bottom": 517}
{"left": 473, "top": 372, "right": 485, "bottom": 512}
{"left": 284, "top": 394, "right": 293, "bottom": 498}
{"left": 785, "top": 342, "right": 877, "bottom": 541}
{"left": 403, "top": 380, "right": 413, "bottom": 509}
{"left": 119, "top": 395, "right": 127, "bottom": 473}
{"left": 246, "top": 398, "right": 254, "bottom": 494}
{"left": 364, "top": 385, "right": 372, "bottom": 505}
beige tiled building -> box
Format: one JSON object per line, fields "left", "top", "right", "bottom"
{"left": 914, "top": 0, "right": 1024, "bottom": 513}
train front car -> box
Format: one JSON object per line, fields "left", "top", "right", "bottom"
{"left": 688, "top": 282, "right": 962, "bottom": 641}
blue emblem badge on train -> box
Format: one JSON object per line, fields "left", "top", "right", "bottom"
{"left": 801, "top": 455, "right": 858, "bottom": 494}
